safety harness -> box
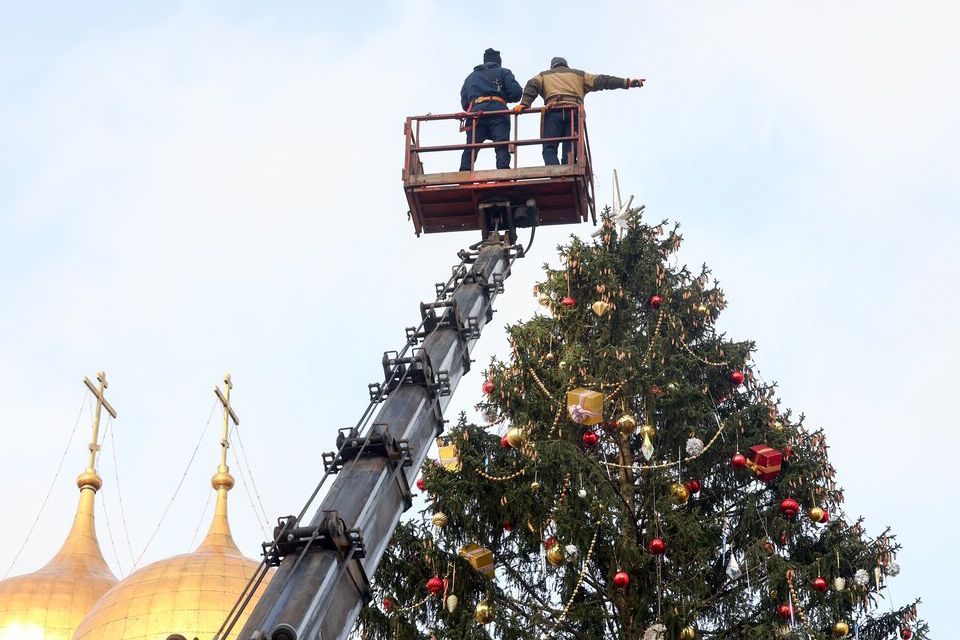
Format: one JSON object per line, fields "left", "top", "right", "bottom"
{"left": 460, "top": 65, "right": 507, "bottom": 132}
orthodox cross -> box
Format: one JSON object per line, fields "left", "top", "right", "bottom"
{"left": 214, "top": 374, "right": 240, "bottom": 468}
{"left": 82, "top": 371, "right": 117, "bottom": 472}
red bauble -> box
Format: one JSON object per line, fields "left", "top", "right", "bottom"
{"left": 777, "top": 604, "right": 793, "bottom": 619}
{"left": 900, "top": 629, "right": 913, "bottom": 640}
{"left": 730, "top": 371, "right": 745, "bottom": 385}
{"left": 482, "top": 380, "right": 495, "bottom": 394}
{"left": 813, "top": 577, "right": 828, "bottom": 592}
{"left": 383, "top": 597, "right": 392, "bottom": 610}
{"left": 426, "top": 577, "right": 444, "bottom": 595}
{"left": 820, "top": 510, "right": 829, "bottom": 523}
{"left": 582, "top": 431, "right": 599, "bottom": 446}
{"left": 544, "top": 537, "right": 556, "bottom": 549}
{"left": 416, "top": 478, "right": 425, "bottom": 491}
{"left": 780, "top": 498, "right": 799, "bottom": 517}
{"left": 731, "top": 453, "right": 747, "bottom": 468}
{"left": 649, "top": 538, "right": 666, "bottom": 555}
{"left": 501, "top": 435, "right": 511, "bottom": 448}
{"left": 503, "top": 521, "right": 513, "bottom": 531}
{"left": 650, "top": 294, "right": 663, "bottom": 309}
{"left": 561, "top": 296, "right": 575, "bottom": 307}
{"left": 651, "top": 385, "right": 663, "bottom": 396}
{"left": 613, "top": 570, "right": 630, "bottom": 587}
{"left": 685, "top": 479, "right": 701, "bottom": 494}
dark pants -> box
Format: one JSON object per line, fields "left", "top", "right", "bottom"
{"left": 542, "top": 107, "right": 579, "bottom": 165}
{"left": 460, "top": 113, "right": 511, "bottom": 171}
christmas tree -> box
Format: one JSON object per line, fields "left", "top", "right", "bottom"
{"left": 356, "top": 208, "right": 928, "bottom": 640}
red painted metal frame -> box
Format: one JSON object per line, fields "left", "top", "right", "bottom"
{"left": 403, "top": 106, "right": 596, "bottom": 235}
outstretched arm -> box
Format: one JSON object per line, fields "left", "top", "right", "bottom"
{"left": 583, "top": 73, "right": 642, "bottom": 93}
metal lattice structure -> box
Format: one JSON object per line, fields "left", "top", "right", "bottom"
{"left": 218, "top": 237, "right": 523, "bottom": 640}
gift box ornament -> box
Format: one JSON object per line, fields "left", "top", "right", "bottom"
{"left": 460, "top": 543, "right": 495, "bottom": 578}
{"left": 436, "top": 438, "right": 462, "bottom": 472}
{"left": 566, "top": 388, "right": 603, "bottom": 425}
{"left": 745, "top": 444, "right": 782, "bottom": 482}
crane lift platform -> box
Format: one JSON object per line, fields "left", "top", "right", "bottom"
{"left": 223, "top": 107, "right": 598, "bottom": 640}
{"left": 403, "top": 105, "right": 596, "bottom": 239}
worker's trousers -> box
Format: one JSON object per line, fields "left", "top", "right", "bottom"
{"left": 542, "top": 106, "right": 579, "bottom": 165}
{"left": 460, "top": 114, "right": 511, "bottom": 171}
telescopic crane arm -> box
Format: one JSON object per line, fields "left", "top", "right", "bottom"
{"left": 232, "top": 236, "right": 523, "bottom": 640}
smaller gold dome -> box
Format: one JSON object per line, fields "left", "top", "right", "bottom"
{"left": 0, "top": 482, "right": 117, "bottom": 640}
{"left": 71, "top": 471, "right": 272, "bottom": 640}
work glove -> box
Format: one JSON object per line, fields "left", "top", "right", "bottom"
{"left": 627, "top": 78, "right": 645, "bottom": 88}
{"left": 513, "top": 104, "right": 528, "bottom": 113}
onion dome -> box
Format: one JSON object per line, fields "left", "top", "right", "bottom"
{"left": 71, "top": 375, "right": 272, "bottom": 640}
{"left": 0, "top": 373, "right": 119, "bottom": 640}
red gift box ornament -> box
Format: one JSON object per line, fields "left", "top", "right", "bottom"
{"left": 745, "top": 444, "right": 782, "bottom": 483}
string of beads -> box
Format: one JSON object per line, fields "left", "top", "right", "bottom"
{"left": 545, "top": 526, "right": 600, "bottom": 637}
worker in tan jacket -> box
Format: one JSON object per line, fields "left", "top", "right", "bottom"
{"left": 515, "top": 57, "right": 643, "bottom": 165}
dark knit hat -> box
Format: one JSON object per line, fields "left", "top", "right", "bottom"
{"left": 483, "top": 48, "right": 501, "bottom": 65}
{"left": 551, "top": 56, "right": 568, "bottom": 68}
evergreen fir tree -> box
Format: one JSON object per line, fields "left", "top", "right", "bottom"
{"left": 356, "top": 208, "right": 928, "bottom": 640}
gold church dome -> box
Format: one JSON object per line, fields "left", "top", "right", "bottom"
{"left": 0, "top": 373, "right": 119, "bottom": 640}
{"left": 71, "top": 375, "right": 272, "bottom": 640}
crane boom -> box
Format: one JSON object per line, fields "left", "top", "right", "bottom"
{"left": 234, "top": 236, "right": 522, "bottom": 640}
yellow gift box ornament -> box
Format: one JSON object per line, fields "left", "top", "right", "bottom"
{"left": 436, "top": 438, "right": 462, "bottom": 472}
{"left": 566, "top": 388, "right": 603, "bottom": 425}
{"left": 460, "top": 543, "right": 495, "bottom": 578}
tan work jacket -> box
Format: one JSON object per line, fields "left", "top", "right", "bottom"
{"left": 519, "top": 65, "right": 629, "bottom": 107}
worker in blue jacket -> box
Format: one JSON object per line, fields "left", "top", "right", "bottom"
{"left": 459, "top": 48, "right": 522, "bottom": 171}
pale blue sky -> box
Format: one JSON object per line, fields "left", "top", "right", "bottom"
{"left": 1, "top": 0, "right": 956, "bottom": 634}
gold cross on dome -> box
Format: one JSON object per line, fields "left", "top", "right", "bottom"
{"left": 82, "top": 371, "right": 117, "bottom": 472}
{"left": 214, "top": 374, "right": 240, "bottom": 468}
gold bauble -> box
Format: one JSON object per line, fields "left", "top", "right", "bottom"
{"left": 591, "top": 300, "right": 611, "bottom": 316}
{"left": 617, "top": 414, "right": 638, "bottom": 435}
{"left": 538, "top": 293, "right": 551, "bottom": 307}
{"left": 506, "top": 427, "right": 525, "bottom": 448}
{"left": 808, "top": 507, "right": 824, "bottom": 523}
{"left": 832, "top": 621, "right": 850, "bottom": 637}
{"left": 696, "top": 304, "right": 709, "bottom": 315}
{"left": 666, "top": 382, "right": 678, "bottom": 392}
{"left": 546, "top": 545, "right": 566, "bottom": 567}
{"left": 558, "top": 359, "right": 567, "bottom": 369}
{"left": 773, "top": 420, "right": 785, "bottom": 431}
{"left": 475, "top": 601, "right": 494, "bottom": 624}
{"left": 640, "top": 424, "right": 657, "bottom": 438}
{"left": 680, "top": 626, "right": 696, "bottom": 640}
{"left": 545, "top": 351, "right": 555, "bottom": 361}
{"left": 530, "top": 480, "right": 541, "bottom": 491}
{"left": 432, "top": 512, "right": 449, "bottom": 528}
{"left": 670, "top": 482, "right": 690, "bottom": 503}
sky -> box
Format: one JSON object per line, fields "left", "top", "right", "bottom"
{"left": 1, "top": 0, "right": 957, "bottom": 634}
